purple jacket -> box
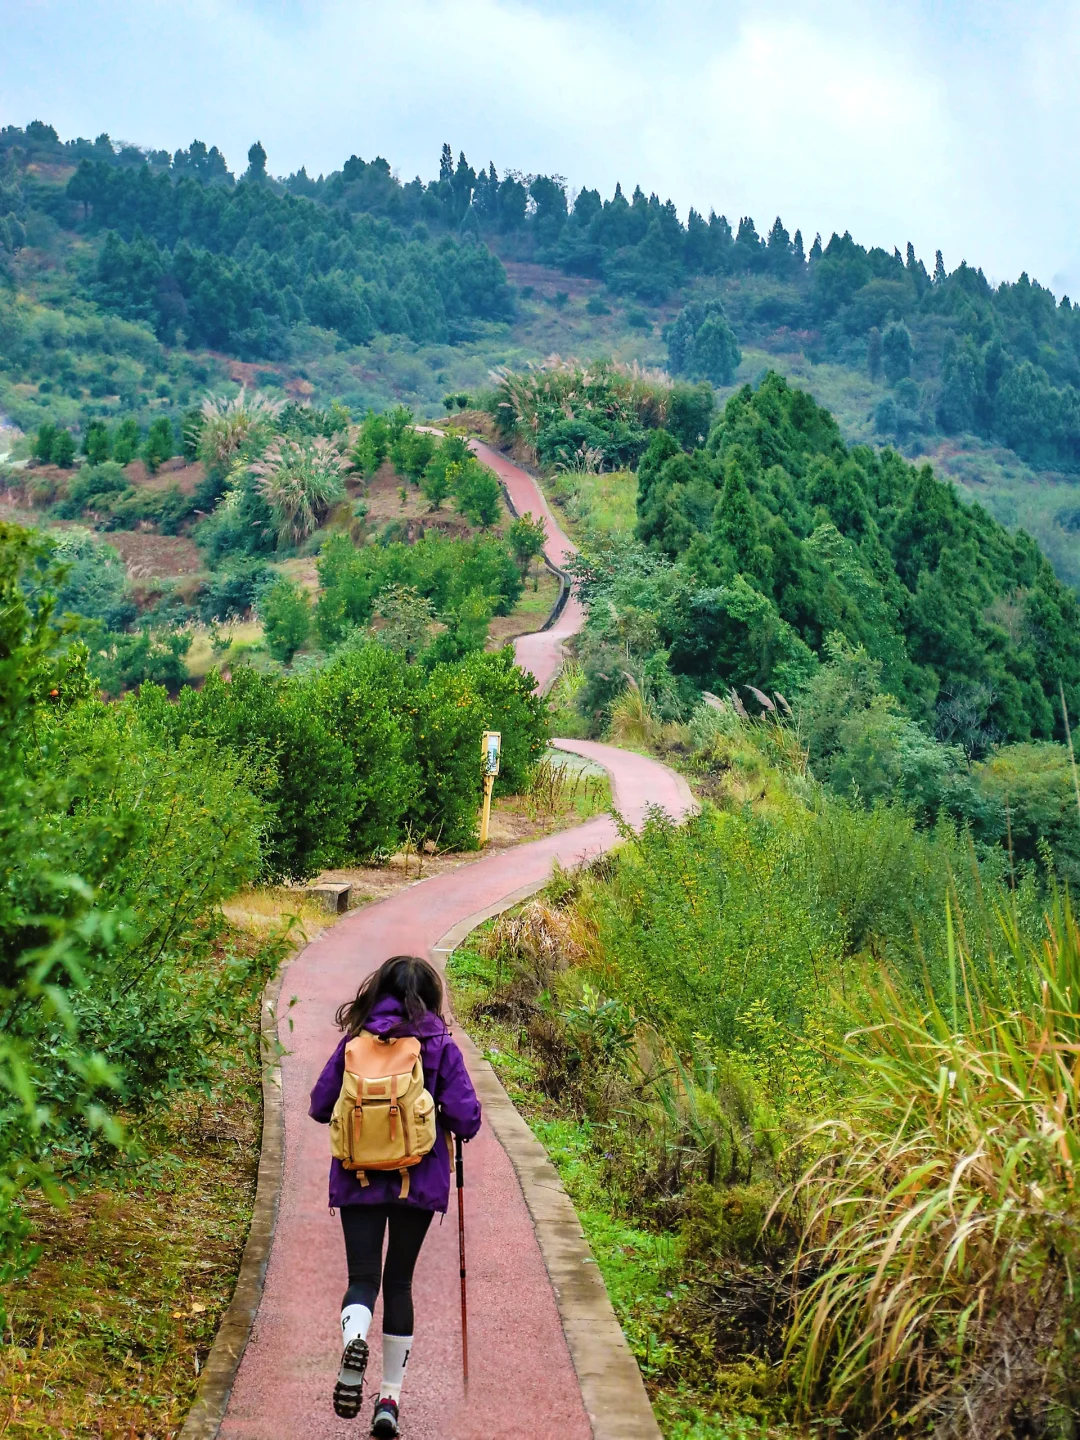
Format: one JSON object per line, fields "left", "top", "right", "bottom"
{"left": 309, "top": 995, "right": 482, "bottom": 1213}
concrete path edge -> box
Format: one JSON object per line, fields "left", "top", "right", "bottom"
{"left": 432, "top": 897, "right": 663, "bottom": 1440}
{"left": 178, "top": 972, "right": 286, "bottom": 1440}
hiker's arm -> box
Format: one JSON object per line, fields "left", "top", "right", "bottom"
{"left": 309, "top": 1037, "right": 347, "bottom": 1123}
{"left": 435, "top": 1037, "right": 481, "bottom": 1140}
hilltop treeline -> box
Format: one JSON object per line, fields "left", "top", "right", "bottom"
{"left": 4, "top": 119, "right": 1080, "bottom": 468}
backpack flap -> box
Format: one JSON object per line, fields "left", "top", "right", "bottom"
{"left": 329, "top": 1030, "right": 438, "bottom": 1194}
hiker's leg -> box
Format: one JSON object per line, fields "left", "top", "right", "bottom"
{"left": 376, "top": 1205, "right": 434, "bottom": 1411}
{"left": 334, "top": 1205, "right": 388, "bottom": 1419}
{"left": 340, "top": 1204, "right": 389, "bottom": 1343}
{"left": 380, "top": 1204, "right": 433, "bottom": 1336}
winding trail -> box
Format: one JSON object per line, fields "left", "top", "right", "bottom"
{"left": 217, "top": 450, "right": 694, "bottom": 1439}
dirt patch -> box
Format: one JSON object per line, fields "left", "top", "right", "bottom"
{"left": 105, "top": 530, "right": 205, "bottom": 578}
{"left": 361, "top": 463, "right": 510, "bottom": 536}
{"left": 428, "top": 411, "right": 499, "bottom": 441}
{"left": 500, "top": 260, "right": 602, "bottom": 302}
{"left": 124, "top": 455, "right": 206, "bottom": 495}
{"left": 25, "top": 161, "right": 76, "bottom": 183}
{"left": 0, "top": 500, "right": 55, "bottom": 529}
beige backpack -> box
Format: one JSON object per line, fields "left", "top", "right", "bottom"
{"left": 329, "top": 1031, "right": 437, "bottom": 1199}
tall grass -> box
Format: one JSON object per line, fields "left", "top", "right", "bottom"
{"left": 490, "top": 355, "right": 671, "bottom": 461}
{"left": 784, "top": 896, "right": 1080, "bottom": 1436}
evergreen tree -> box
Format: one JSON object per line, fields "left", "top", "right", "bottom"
{"left": 937, "top": 339, "right": 983, "bottom": 433}
{"left": 50, "top": 429, "right": 76, "bottom": 468}
{"left": 867, "top": 326, "right": 883, "bottom": 381}
{"left": 143, "top": 417, "right": 174, "bottom": 473}
{"left": 882, "top": 321, "right": 913, "bottom": 383}
{"left": 711, "top": 451, "right": 761, "bottom": 575}
{"left": 692, "top": 313, "right": 741, "bottom": 386}
{"left": 439, "top": 143, "right": 454, "bottom": 183}
{"left": 792, "top": 229, "right": 805, "bottom": 265}
{"left": 934, "top": 249, "right": 947, "bottom": 285}
{"left": 245, "top": 141, "right": 267, "bottom": 183}
{"left": 112, "top": 417, "right": 140, "bottom": 465}
{"left": 33, "top": 423, "right": 58, "bottom": 463}
{"left": 83, "top": 420, "right": 111, "bottom": 465}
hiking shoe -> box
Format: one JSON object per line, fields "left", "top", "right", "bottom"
{"left": 332, "top": 1336, "right": 369, "bottom": 1419}
{"left": 370, "top": 1396, "right": 400, "bottom": 1437}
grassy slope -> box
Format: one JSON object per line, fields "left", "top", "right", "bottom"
{"left": 448, "top": 938, "right": 790, "bottom": 1440}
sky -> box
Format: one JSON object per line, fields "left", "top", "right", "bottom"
{"left": 2, "top": 0, "right": 1079, "bottom": 293}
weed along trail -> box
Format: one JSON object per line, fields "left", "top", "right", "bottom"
{"left": 213, "top": 452, "right": 694, "bottom": 1440}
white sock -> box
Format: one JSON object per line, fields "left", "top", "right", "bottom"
{"left": 341, "top": 1303, "right": 373, "bottom": 1349}
{"left": 379, "top": 1333, "right": 412, "bottom": 1402}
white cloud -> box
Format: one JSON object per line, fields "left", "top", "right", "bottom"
{"left": 0, "top": 0, "right": 1076, "bottom": 289}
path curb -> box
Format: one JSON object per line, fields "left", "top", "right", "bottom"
{"left": 432, "top": 902, "right": 663, "bottom": 1440}
{"left": 178, "top": 973, "right": 286, "bottom": 1440}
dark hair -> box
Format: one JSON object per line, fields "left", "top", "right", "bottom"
{"left": 335, "top": 954, "right": 445, "bottom": 1036}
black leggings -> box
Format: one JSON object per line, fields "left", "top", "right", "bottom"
{"left": 340, "top": 1203, "right": 434, "bottom": 1336}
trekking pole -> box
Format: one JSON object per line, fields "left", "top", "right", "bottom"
{"left": 455, "top": 1133, "right": 469, "bottom": 1392}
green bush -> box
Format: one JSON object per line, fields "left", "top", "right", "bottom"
{"left": 314, "top": 531, "right": 521, "bottom": 647}
{"left": 59, "top": 460, "right": 131, "bottom": 516}
{"left": 142, "top": 415, "right": 174, "bottom": 472}
{"left": 310, "top": 641, "right": 421, "bottom": 856}
{"left": 453, "top": 458, "right": 502, "bottom": 527}
{"left": 87, "top": 627, "right": 193, "bottom": 697}
{"left": 136, "top": 668, "right": 353, "bottom": 880}
{"left": 0, "top": 523, "right": 271, "bottom": 1282}
{"left": 198, "top": 559, "right": 273, "bottom": 622}
{"left": 26, "top": 526, "right": 136, "bottom": 631}
{"left": 259, "top": 575, "right": 312, "bottom": 663}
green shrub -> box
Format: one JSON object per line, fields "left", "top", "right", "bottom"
{"left": 453, "top": 458, "right": 502, "bottom": 527}
{"left": 0, "top": 523, "right": 270, "bottom": 1283}
{"left": 314, "top": 531, "right": 521, "bottom": 646}
{"left": 88, "top": 627, "right": 193, "bottom": 697}
{"left": 60, "top": 459, "right": 131, "bottom": 516}
{"left": 30, "top": 526, "right": 136, "bottom": 631}
{"left": 259, "top": 575, "right": 312, "bottom": 663}
{"left": 310, "top": 640, "right": 420, "bottom": 857}
{"left": 136, "top": 668, "right": 353, "bottom": 880}
{"left": 142, "top": 415, "right": 174, "bottom": 472}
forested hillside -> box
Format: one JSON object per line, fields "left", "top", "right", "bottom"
{"left": 3, "top": 119, "right": 1079, "bottom": 488}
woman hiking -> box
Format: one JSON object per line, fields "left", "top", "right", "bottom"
{"left": 309, "top": 954, "right": 481, "bottom": 1438}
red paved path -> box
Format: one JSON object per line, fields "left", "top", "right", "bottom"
{"left": 471, "top": 438, "right": 582, "bottom": 695}
{"left": 219, "top": 456, "right": 692, "bottom": 1439}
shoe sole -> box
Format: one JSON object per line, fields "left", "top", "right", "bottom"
{"left": 333, "top": 1337, "right": 369, "bottom": 1419}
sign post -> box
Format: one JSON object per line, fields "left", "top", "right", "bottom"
{"left": 479, "top": 731, "right": 501, "bottom": 846}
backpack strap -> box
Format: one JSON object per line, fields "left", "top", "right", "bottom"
{"left": 389, "top": 1072, "right": 399, "bottom": 1142}
{"left": 358, "top": 1169, "right": 370, "bottom": 1188}
{"left": 398, "top": 1168, "right": 410, "bottom": 1201}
